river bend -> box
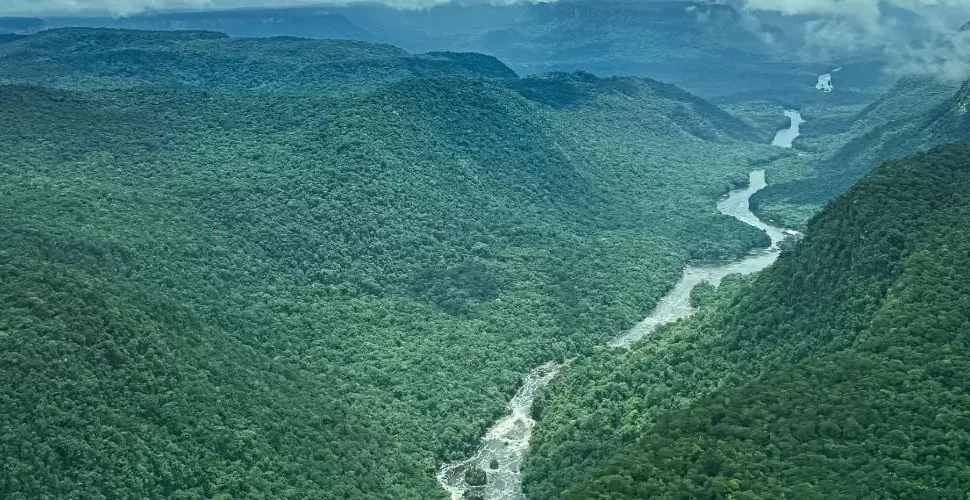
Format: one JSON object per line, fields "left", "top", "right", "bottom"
{"left": 437, "top": 113, "right": 800, "bottom": 500}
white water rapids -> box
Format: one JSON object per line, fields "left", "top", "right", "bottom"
{"left": 816, "top": 66, "right": 843, "bottom": 93}
{"left": 437, "top": 112, "right": 800, "bottom": 500}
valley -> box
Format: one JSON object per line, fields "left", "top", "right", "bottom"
{"left": 528, "top": 143, "right": 970, "bottom": 498}
{"left": 440, "top": 162, "right": 795, "bottom": 499}
{"left": 0, "top": 28, "right": 781, "bottom": 500}
{"left": 1, "top": 4, "right": 969, "bottom": 500}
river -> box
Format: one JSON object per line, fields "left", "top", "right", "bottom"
{"left": 610, "top": 169, "right": 788, "bottom": 348}
{"left": 437, "top": 112, "right": 800, "bottom": 500}
{"left": 772, "top": 110, "right": 804, "bottom": 148}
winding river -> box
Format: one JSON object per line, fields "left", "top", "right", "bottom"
{"left": 437, "top": 111, "right": 802, "bottom": 500}
{"left": 772, "top": 110, "right": 805, "bottom": 148}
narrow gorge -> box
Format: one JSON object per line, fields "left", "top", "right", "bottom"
{"left": 437, "top": 111, "right": 802, "bottom": 500}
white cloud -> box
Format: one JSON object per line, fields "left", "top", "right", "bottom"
{"left": 0, "top": 0, "right": 502, "bottom": 16}
{"left": 4, "top": 0, "right": 967, "bottom": 80}
{"left": 743, "top": 0, "right": 970, "bottom": 79}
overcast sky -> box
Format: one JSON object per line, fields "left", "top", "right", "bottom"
{"left": 3, "top": 0, "right": 969, "bottom": 20}
{"left": 0, "top": 0, "right": 448, "bottom": 16}
{"left": 1, "top": 0, "right": 470, "bottom": 16}
{"left": 4, "top": 0, "right": 970, "bottom": 78}
{"left": 745, "top": 0, "right": 970, "bottom": 79}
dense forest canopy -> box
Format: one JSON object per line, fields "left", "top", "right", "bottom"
{"left": 0, "top": 28, "right": 519, "bottom": 92}
{"left": 524, "top": 145, "right": 970, "bottom": 498}
{"left": 0, "top": 28, "right": 784, "bottom": 499}
{"left": 753, "top": 77, "right": 970, "bottom": 228}
{"left": 5, "top": 10, "right": 969, "bottom": 500}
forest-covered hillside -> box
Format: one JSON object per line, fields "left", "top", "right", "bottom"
{"left": 0, "top": 28, "right": 518, "bottom": 92}
{"left": 524, "top": 144, "right": 970, "bottom": 498}
{"left": 754, "top": 77, "right": 970, "bottom": 227}
{"left": 0, "top": 29, "right": 778, "bottom": 499}
{"left": 37, "top": 1, "right": 840, "bottom": 100}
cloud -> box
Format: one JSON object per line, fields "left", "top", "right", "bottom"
{"left": 4, "top": 0, "right": 967, "bottom": 80}
{"left": 0, "top": 0, "right": 538, "bottom": 16}
{"left": 743, "top": 0, "right": 970, "bottom": 80}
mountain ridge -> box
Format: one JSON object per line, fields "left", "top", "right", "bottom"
{"left": 0, "top": 29, "right": 774, "bottom": 499}
{"left": 32, "top": 1, "right": 828, "bottom": 99}
{"left": 545, "top": 144, "right": 970, "bottom": 498}
{"left": 752, "top": 76, "right": 969, "bottom": 227}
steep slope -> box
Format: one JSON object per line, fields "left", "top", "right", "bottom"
{"left": 524, "top": 145, "right": 970, "bottom": 498}
{"left": 754, "top": 77, "right": 969, "bottom": 226}
{"left": 560, "top": 144, "right": 970, "bottom": 498}
{"left": 507, "top": 71, "right": 759, "bottom": 142}
{"left": 810, "top": 80, "right": 969, "bottom": 199}
{"left": 0, "top": 246, "right": 377, "bottom": 498}
{"left": 0, "top": 30, "right": 774, "bottom": 498}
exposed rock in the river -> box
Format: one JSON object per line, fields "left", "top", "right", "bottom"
{"left": 465, "top": 467, "right": 487, "bottom": 487}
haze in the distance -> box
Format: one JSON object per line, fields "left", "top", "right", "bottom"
{"left": 0, "top": 0, "right": 547, "bottom": 16}
{"left": 7, "top": 0, "right": 970, "bottom": 19}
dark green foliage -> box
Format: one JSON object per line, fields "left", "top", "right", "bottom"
{"left": 755, "top": 77, "right": 969, "bottom": 222}
{"left": 525, "top": 145, "right": 970, "bottom": 498}
{"left": 0, "top": 251, "right": 375, "bottom": 499}
{"left": 0, "top": 28, "right": 514, "bottom": 93}
{"left": 423, "top": 51, "right": 519, "bottom": 79}
{"left": 465, "top": 467, "right": 488, "bottom": 487}
{"left": 0, "top": 30, "right": 775, "bottom": 499}
{"left": 688, "top": 281, "right": 717, "bottom": 309}
{"left": 411, "top": 258, "right": 505, "bottom": 316}
{"left": 508, "top": 72, "right": 599, "bottom": 108}
{"left": 507, "top": 72, "right": 758, "bottom": 140}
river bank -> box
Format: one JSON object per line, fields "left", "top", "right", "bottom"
{"left": 437, "top": 111, "right": 802, "bottom": 500}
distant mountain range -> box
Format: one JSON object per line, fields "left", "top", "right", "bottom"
{"left": 755, "top": 76, "right": 970, "bottom": 219}
{"left": 6, "top": 2, "right": 966, "bottom": 100}
{"left": 3, "top": 2, "right": 845, "bottom": 99}
{"left": 0, "top": 27, "right": 775, "bottom": 499}
{"left": 0, "top": 17, "right": 45, "bottom": 34}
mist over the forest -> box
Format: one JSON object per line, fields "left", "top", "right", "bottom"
{"left": 743, "top": 0, "right": 970, "bottom": 79}
{"left": 0, "top": 0, "right": 549, "bottom": 16}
